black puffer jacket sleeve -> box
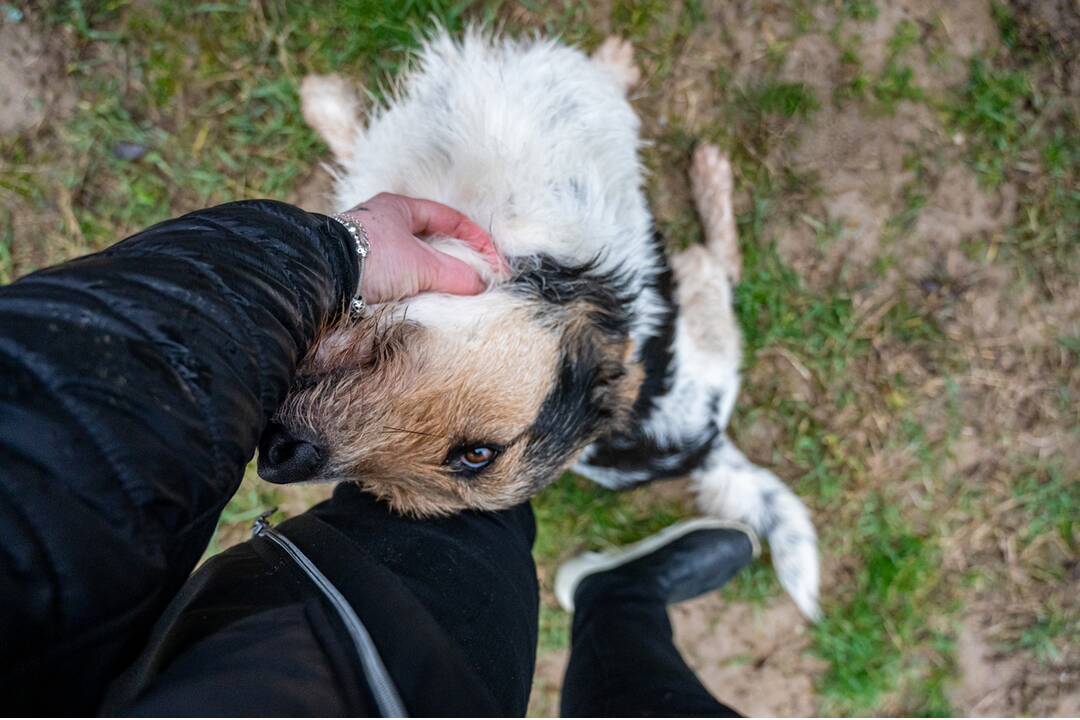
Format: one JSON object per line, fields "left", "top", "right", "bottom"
{"left": 0, "top": 200, "right": 358, "bottom": 711}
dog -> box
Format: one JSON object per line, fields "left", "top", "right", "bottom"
{"left": 259, "top": 31, "right": 820, "bottom": 619}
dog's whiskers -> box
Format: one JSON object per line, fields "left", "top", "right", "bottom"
{"left": 381, "top": 425, "right": 444, "bottom": 439}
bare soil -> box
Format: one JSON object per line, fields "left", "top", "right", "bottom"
{"left": 0, "top": 19, "right": 66, "bottom": 135}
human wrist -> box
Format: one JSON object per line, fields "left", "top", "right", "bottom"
{"left": 330, "top": 212, "right": 370, "bottom": 316}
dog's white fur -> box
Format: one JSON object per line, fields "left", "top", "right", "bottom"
{"left": 301, "top": 31, "right": 820, "bottom": 618}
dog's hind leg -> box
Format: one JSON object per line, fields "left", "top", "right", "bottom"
{"left": 674, "top": 142, "right": 820, "bottom": 619}
{"left": 667, "top": 144, "right": 743, "bottom": 430}
{"left": 300, "top": 74, "right": 364, "bottom": 163}
{"left": 590, "top": 36, "right": 641, "bottom": 93}
{"left": 689, "top": 143, "right": 741, "bottom": 283}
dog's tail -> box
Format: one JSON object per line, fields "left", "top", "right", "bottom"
{"left": 693, "top": 439, "right": 820, "bottom": 620}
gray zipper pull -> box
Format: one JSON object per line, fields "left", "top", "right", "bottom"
{"left": 252, "top": 508, "right": 278, "bottom": 537}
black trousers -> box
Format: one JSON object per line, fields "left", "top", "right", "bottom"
{"left": 310, "top": 484, "right": 737, "bottom": 716}
{"left": 110, "top": 483, "right": 736, "bottom": 716}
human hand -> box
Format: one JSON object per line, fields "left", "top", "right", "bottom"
{"left": 338, "top": 193, "right": 502, "bottom": 304}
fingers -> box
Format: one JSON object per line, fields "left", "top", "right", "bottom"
{"left": 344, "top": 193, "right": 505, "bottom": 301}
{"left": 420, "top": 247, "right": 487, "bottom": 296}
{"left": 401, "top": 196, "right": 476, "bottom": 237}
{"left": 397, "top": 196, "right": 506, "bottom": 273}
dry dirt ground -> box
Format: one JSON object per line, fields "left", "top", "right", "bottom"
{"left": 1, "top": 1, "right": 1076, "bottom": 716}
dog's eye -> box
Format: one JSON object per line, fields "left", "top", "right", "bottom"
{"left": 463, "top": 446, "right": 495, "bottom": 467}
{"left": 446, "top": 444, "right": 501, "bottom": 475}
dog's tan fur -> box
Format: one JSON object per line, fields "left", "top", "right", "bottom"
{"left": 276, "top": 293, "right": 640, "bottom": 516}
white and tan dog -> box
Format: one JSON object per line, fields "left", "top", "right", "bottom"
{"left": 261, "top": 31, "right": 820, "bottom": 618}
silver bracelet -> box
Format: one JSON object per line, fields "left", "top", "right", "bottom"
{"left": 331, "top": 212, "right": 370, "bottom": 317}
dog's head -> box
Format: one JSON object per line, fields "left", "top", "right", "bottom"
{"left": 259, "top": 258, "right": 642, "bottom": 516}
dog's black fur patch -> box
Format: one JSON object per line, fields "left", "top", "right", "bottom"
{"left": 630, "top": 232, "right": 677, "bottom": 421}
{"left": 583, "top": 391, "right": 724, "bottom": 485}
{"left": 508, "top": 254, "right": 634, "bottom": 340}
{"left": 510, "top": 247, "right": 692, "bottom": 487}
{"left": 523, "top": 337, "right": 629, "bottom": 486}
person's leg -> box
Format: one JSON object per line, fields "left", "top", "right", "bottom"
{"left": 293, "top": 483, "right": 540, "bottom": 715}
{"left": 556, "top": 520, "right": 756, "bottom": 717}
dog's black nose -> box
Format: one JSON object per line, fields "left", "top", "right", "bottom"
{"left": 258, "top": 422, "right": 325, "bottom": 484}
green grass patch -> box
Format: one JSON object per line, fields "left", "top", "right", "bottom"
{"left": 532, "top": 472, "right": 689, "bottom": 566}
{"left": 871, "top": 20, "right": 925, "bottom": 112}
{"left": 872, "top": 63, "right": 923, "bottom": 111}
{"left": 1010, "top": 126, "right": 1079, "bottom": 287}
{"left": 1011, "top": 462, "right": 1078, "bottom": 550}
{"left": 813, "top": 498, "right": 952, "bottom": 715}
{"left": 836, "top": 17, "right": 925, "bottom": 112}
{"left": 0, "top": 224, "right": 13, "bottom": 285}
{"left": 887, "top": 19, "right": 921, "bottom": 56}
{"left": 752, "top": 81, "right": 820, "bottom": 119}
{"left": 532, "top": 472, "right": 692, "bottom": 654}
{"left": 609, "top": 0, "right": 703, "bottom": 78}
{"left": 990, "top": 1, "right": 1020, "bottom": 51}
{"left": 946, "top": 0, "right": 1077, "bottom": 292}
{"left": 538, "top": 603, "right": 571, "bottom": 652}
{"left": 949, "top": 59, "right": 1032, "bottom": 186}
{"left": 204, "top": 463, "right": 282, "bottom": 557}
{"left": 729, "top": 196, "right": 869, "bottom": 505}
{"left": 32, "top": 0, "right": 504, "bottom": 257}
{"left": 721, "top": 555, "right": 782, "bottom": 604}
{"left": 842, "top": 0, "right": 879, "bottom": 22}
{"left": 735, "top": 226, "right": 862, "bottom": 376}
{"left": 1010, "top": 611, "right": 1078, "bottom": 664}
{"left": 610, "top": 0, "right": 670, "bottom": 45}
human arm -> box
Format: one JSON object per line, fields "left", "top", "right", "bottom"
{"left": 0, "top": 195, "right": 494, "bottom": 711}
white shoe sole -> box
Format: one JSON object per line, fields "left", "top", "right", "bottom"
{"left": 553, "top": 517, "right": 762, "bottom": 611}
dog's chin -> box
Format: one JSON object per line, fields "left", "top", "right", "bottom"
{"left": 347, "top": 461, "right": 557, "bottom": 518}
{"left": 354, "top": 475, "right": 479, "bottom": 519}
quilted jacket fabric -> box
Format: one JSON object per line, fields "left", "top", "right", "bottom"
{"left": 0, "top": 201, "right": 358, "bottom": 711}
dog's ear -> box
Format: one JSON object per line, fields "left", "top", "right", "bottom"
{"left": 303, "top": 310, "right": 422, "bottom": 376}
{"left": 565, "top": 306, "right": 642, "bottom": 433}
{"left": 300, "top": 74, "right": 363, "bottom": 163}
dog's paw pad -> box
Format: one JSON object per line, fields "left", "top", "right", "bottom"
{"left": 591, "top": 36, "right": 641, "bottom": 91}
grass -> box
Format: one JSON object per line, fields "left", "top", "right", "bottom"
{"left": 22, "top": 0, "right": 505, "bottom": 255}
{"left": 530, "top": 473, "right": 691, "bottom": 653}
{"left": 837, "top": 16, "right": 925, "bottom": 112}
{"left": 1011, "top": 611, "right": 1078, "bottom": 664}
{"left": 5, "top": 1, "right": 1078, "bottom": 716}
{"left": 533, "top": 473, "right": 690, "bottom": 564}
{"left": 950, "top": 59, "right": 1033, "bottom": 186}
{"left": 946, "top": 0, "right": 1078, "bottom": 292}
{"left": 813, "top": 498, "right": 952, "bottom": 716}
{"left": 842, "top": 0, "right": 879, "bottom": 22}
{"left": 735, "top": 236, "right": 863, "bottom": 380}
{"left": 753, "top": 81, "right": 821, "bottom": 119}
{"left": 1012, "top": 462, "right": 1078, "bottom": 549}
{"left": 0, "top": 224, "right": 13, "bottom": 285}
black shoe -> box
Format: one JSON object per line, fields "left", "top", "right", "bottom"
{"left": 554, "top": 518, "right": 760, "bottom": 611}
